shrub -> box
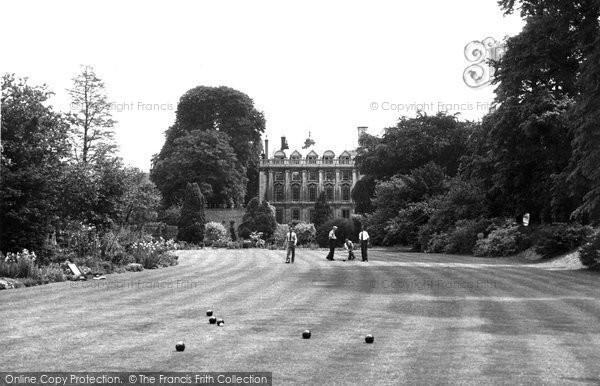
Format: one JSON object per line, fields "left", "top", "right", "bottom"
{"left": 533, "top": 223, "right": 594, "bottom": 258}
{"left": 204, "top": 222, "right": 230, "bottom": 246}
{"left": 273, "top": 224, "right": 290, "bottom": 247}
{"left": 473, "top": 220, "right": 528, "bottom": 257}
{"left": 316, "top": 219, "right": 355, "bottom": 248}
{"left": 238, "top": 198, "right": 277, "bottom": 240}
{"left": 294, "top": 222, "right": 317, "bottom": 245}
{"left": 385, "top": 201, "right": 434, "bottom": 248}
{"left": 444, "top": 219, "right": 492, "bottom": 255}
{"left": 426, "top": 232, "right": 450, "bottom": 253}
{"left": 579, "top": 231, "right": 600, "bottom": 269}
{"left": 1, "top": 249, "right": 37, "bottom": 278}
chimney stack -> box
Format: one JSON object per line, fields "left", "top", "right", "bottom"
{"left": 264, "top": 136, "right": 269, "bottom": 159}
{"left": 281, "top": 136, "right": 289, "bottom": 150}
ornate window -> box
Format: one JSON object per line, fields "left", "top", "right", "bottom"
{"left": 342, "top": 185, "right": 350, "bottom": 201}
{"left": 342, "top": 170, "right": 351, "bottom": 181}
{"left": 326, "top": 185, "right": 334, "bottom": 201}
{"left": 342, "top": 209, "right": 350, "bottom": 219}
{"left": 292, "top": 208, "right": 300, "bottom": 221}
{"left": 275, "top": 172, "right": 284, "bottom": 182}
{"left": 292, "top": 171, "right": 301, "bottom": 181}
{"left": 308, "top": 185, "right": 317, "bottom": 202}
{"left": 292, "top": 185, "right": 300, "bottom": 201}
{"left": 326, "top": 171, "right": 334, "bottom": 181}
{"left": 275, "top": 184, "right": 284, "bottom": 202}
{"left": 309, "top": 171, "right": 318, "bottom": 181}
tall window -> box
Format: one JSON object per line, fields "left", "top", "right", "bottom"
{"left": 292, "top": 171, "right": 301, "bottom": 181}
{"left": 275, "top": 172, "right": 284, "bottom": 182}
{"left": 340, "top": 156, "right": 350, "bottom": 165}
{"left": 342, "top": 185, "right": 350, "bottom": 201}
{"left": 308, "top": 185, "right": 317, "bottom": 201}
{"left": 342, "top": 170, "right": 351, "bottom": 181}
{"left": 276, "top": 208, "right": 284, "bottom": 223}
{"left": 309, "top": 171, "right": 318, "bottom": 181}
{"left": 326, "top": 185, "right": 334, "bottom": 201}
{"left": 342, "top": 209, "right": 350, "bottom": 219}
{"left": 292, "top": 208, "right": 300, "bottom": 221}
{"left": 275, "top": 184, "right": 284, "bottom": 202}
{"left": 292, "top": 185, "right": 300, "bottom": 201}
{"left": 326, "top": 171, "right": 334, "bottom": 181}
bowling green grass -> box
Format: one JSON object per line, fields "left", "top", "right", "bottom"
{"left": 2, "top": 248, "right": 600, "bottom": 385}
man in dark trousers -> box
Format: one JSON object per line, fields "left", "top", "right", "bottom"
{"left": 286, "top": 224, "right": 297, "bottom": 263}
{"left": 325, "top": 225, "right": 337, "bottom": 261}
{"left": 358, "top": 225, "right": 370, "bottom": 262}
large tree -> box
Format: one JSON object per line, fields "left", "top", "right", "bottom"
{"left": 67, "top": 65, "right": 116, "bottom": 164}
{"left": 152, "top": 86, "right": 265, "bottom": 207}
{"left": 472, "top": 0, "right": 600, "bottom": 223}
{"left": 354, "top": 113, "right": 473, "bottom": 181}
{"left": 151, "top": 129, "right": 247, "bottom": 207}
{"left": 1, "top": 74, "right": 71, "bottom": 253}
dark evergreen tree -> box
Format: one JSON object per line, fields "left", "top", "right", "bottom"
{"left": 313, "top": 192, "right": 333, "bottom": 228}
{"left": 237, "top": 197, "right": 277, "bottom": 239}
{"left": 229, "top": 220, "right": 238, "bottom": 242}
{"left": 177, "top": 182, "right": 206, "bottom": 243}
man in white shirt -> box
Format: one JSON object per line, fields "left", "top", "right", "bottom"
{"left": 286, "top": 224, "right": 298, "bottom": 263}
{"left": 358, "top": 225, "right": 370, "bottom": 262}
{"left": 325, "top": 226, "right": 337, "bottom": 261}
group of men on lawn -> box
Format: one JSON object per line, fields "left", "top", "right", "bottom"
{"left": 285, "top": 224, "right": 370, "bottom": 263}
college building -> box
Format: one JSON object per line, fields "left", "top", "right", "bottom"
{"left": 258, "top": 129, "right": 365, "bottom": 224}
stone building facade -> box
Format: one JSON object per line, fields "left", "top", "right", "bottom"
{"left": 258, "top": 137, "right": 362, "bottom": 224}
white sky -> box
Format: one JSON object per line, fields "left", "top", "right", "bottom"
{"left": 1, "top": 0, "right": 524, "bottom": 171}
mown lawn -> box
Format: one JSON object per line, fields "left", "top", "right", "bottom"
{"left": 2, "top": 248, "right": 600, "bottom": 385}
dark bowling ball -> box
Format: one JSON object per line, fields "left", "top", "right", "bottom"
{"left": 206, "top": 310, "right": 213, "bottom": 317}
{"left": 175, "top": 341, "right": 185, "bottom": 351}
{"left": 209, "top": 316, "right": 217, "bottom": 324}
{"left": 302, "top": 330, "right": 311, "bottom": 339}
{"left": 365, "top": 334, "right": 374, "bottom": 344}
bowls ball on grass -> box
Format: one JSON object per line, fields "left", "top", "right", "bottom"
{"left": 206, "top": 310, "right": 213, "bottom": 317}
{"left": 175, "top": 341, "right": 185, "bottom": 352}
{"left": 365, "top": 334, "right": 374, "bottom": 344}
{"left": 217, "top": 321, "right": 224, "bottom": 327}
{"left": 302, "top": 330, "right": 311, "bottom": 339}
{"left": 209, "top": 316, "right": 217, "bottom": 324}
{"left": 216, "top": 318, "right": 224, "bottom": 326}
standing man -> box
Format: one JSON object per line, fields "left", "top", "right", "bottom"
{"left": 286, "top": 224, "right": 298, "bottom": 263}
{"left": 358, "top": 225, "right": 370, "bottom": 262}
{"left": 325, "top": 225, "right": 337, "bottom": 261}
